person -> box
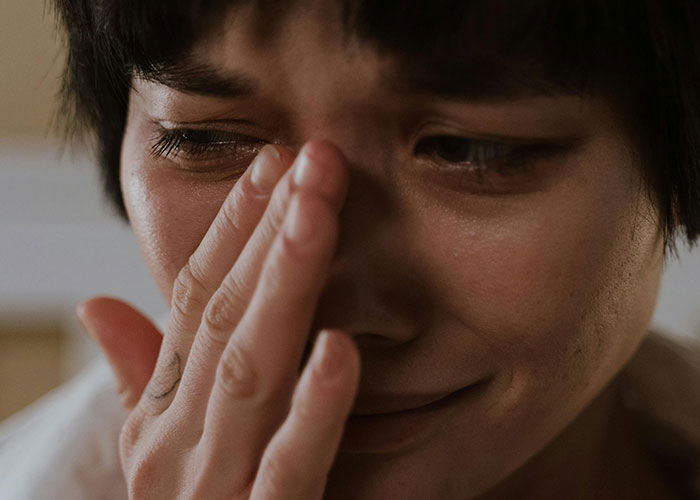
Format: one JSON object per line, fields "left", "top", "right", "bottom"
{"left": 1, "top": 0, "right": 700, "bottom": 498}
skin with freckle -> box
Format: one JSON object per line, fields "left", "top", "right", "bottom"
{"left": 119, "top": 3, "right": 669, "bottom": 500}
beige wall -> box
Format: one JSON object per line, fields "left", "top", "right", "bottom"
{"left": 0, "top": 1, "right": 70, "bottom": 418}
{"left": 0, "top": 0, "right": 65, "bottom": 139}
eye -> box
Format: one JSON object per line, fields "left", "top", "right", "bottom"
{"left": 412, "top": 134, "right": 571, "bottom": 193}
{"left": 414, "top": 136, "right": 516, "bottom": 173}
{"left": 150, "top": 127, "right": 266, "bottom": 162}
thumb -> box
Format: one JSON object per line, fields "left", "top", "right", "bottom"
{"left": 76, "top": 296, "right": 163, "bottom": 409}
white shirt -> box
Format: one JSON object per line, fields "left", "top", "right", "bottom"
{"left": 0, "top": 358, "right": 128, "bottom": 500}
{"left": 0, "top": 333, "right": 698, "bottom": 499}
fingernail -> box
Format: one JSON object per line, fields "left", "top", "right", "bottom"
{"left": 313, "top": 330, "right": 344, "bottom": 378}
{"left": 293, "top": 148, "right": 325, "bottom": 191}
{"left": 251, "top": 147, "right": 284, "bottom": 194}
{"left": 284, "top": 196, "right": 315, "bottom": 243}
{"left": 75, "top": 301, "right": 87, "bottom": 323}
{"left": 75, "top": 302, "right": 94, "bottom": 337}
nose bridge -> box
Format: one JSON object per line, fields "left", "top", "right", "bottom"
{"left": 274, "top": 22, "right": 425, "bottom": 344}
{"left": 291, "top": 73, "right": 394, "bottom": 173}
{"left": 289, "top": 73, "right": 399, "bottom": 264}
{"left": 290, "top": 106, "right": 423, "bottom": 343}
{"left": 309, "top": 141, "right": 426, "bottom": 346}
{"left": 278, "top": 13, "right": 392, "bottom": 171}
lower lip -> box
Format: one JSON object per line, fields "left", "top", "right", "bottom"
{"left": 339, "top": 382, "right": 487, "bottom": 454}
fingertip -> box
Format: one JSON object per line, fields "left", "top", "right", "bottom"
{"left": 294, "top": 141, "right": 349, "bottom": 206}
{"left": 331, "top": 329, "right": 361, "bottom": 385}
{"left": 300, "top": 140, "right": 347, "bottom": 171}
{"left": 75, "top": 296, "right": 163, "bottom": 407}
{"left": 75, "top": 296, "right": 117, "bottom": 337}
{"left": 269, "top": 144, "right": 296, "bottom": 168}
{"left": 75, "top": 300, "right": 88, "bottom": 326}
{"left": 312, "top": 329, "right": 361, "bottom": 384}
{"left": 76, "top": 295, "right": 129, "bottom": 318}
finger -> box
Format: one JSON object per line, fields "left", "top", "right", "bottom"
{"left": 77, "top": 297, "right": 162, "bottom": 409}
{"left": 250, "top": 330, "right": 360, "bottom": 500}
{"left": 194, "top": 144, "right": 349, "bottom": 491}
{"left": 179, "top": 142, "right": 348, "bottom": 401}
{"left": 140, "top": 146, "right": 292, "bottom": 413}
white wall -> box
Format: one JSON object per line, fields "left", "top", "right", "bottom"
{"left": 654, "top": 244, "right": 700, "bottom": 341}
{"left": 0, "top": 141, "right": 167, "bottom": 317}
{"left": 0, "top": 141, "right": 167, "bottom": 373}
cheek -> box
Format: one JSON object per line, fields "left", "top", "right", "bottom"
{"left": 411, "top": 150, "right": 662, "bottom": 394}
{"left": 120, "top": 158, "right": 233, "bottom": 301}
{"left": 398, "top": 150, "right": 663, "bottom": 492}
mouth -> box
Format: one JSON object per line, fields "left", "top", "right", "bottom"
{"left": 350, "top": 387, "right": 466, "bottom": 416}
{"left": 340, "top": 379, "right": 491, "bottom": 454}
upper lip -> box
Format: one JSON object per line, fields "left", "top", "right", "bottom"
{"left": 350, "top": 389, "right": 457, "bottom": 416}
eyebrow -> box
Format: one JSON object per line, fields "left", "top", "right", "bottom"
{"left": 139, "top": 59, "right": 258, "bottom": 98}
{"left": 141, "top": 57, "right": 568, "bottom": 103}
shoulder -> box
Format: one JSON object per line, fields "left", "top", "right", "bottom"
{"left": 620, "top": 332, "right": 700, "bottom": 498}
{"left": 0, "top": 357, "right": 128, "bottom": 500}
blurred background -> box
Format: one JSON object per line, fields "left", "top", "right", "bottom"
{"left": 0, "top": 1, "right": 698, "bottom": 421}
{"left": 0, "top": 1, "right": 166, "bottom": 420}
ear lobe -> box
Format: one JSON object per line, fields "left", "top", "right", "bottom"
{"left": 76, "top": 297, "right": 163, "bottom": 409}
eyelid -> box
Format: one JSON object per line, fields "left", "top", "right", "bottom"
{"left": 149, "top": 124, "right": 266, "bottom": 162}
{"left": 408, "top": 115, "right": 583, "bottom": 145}
{"left": 411, "top": 130, "right": 579, "bottom": 195}
{"left": 156, "top": 118, "right": 255, "bottom": 128}
{"left": 150, "top": 117, "right": 279, "bottom": 145}
{"left": 412, "top": 123, "right": 582, "bottom": 163}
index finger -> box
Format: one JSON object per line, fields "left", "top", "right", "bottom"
{"left": 141, "top": 145, "right": 294, "bottom": 413}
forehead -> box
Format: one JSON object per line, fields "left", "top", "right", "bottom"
{"left": 139, "top": 0, "right": 628, "bottom": 103}
{"left": 186, "top": 2, "right": 385, "bottom": 104}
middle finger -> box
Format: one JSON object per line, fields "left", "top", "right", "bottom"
{"left": 175, "top": 142, "right": 348, "bottom": 408}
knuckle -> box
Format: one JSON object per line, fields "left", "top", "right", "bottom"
{"left": 193, "top": 451, "right": 254, "bottom": 498}
{"left": 201, "top": 280, "right": 246, "bottom": 341}
{"left": 127, "top": 450, "right": 164, "bottom": 500}
{"left": 171, "top": 262, "right": 209, "bottom": 318}
{"left": 118, "top": 413, "right": 144, "bottom": 464}
{"left": 119, "top": 411, "right": 163, "bottom": 473}
{"left": 216, "top": 339, "right": 259, "bottom": 399}
{"left": 121, "top": 416, "right": 185, "bottom": 499}
{"left": 141, "top": 352, "right": 182, "bottom": 409}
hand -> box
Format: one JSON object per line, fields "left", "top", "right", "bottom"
{"left": 78, "top": 141, "right": 361, "bottom": 499}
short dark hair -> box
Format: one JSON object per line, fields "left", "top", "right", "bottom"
{"left": 53, "top": 0, "right": 700, "bottom": 248}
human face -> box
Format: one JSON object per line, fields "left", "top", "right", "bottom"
{"left": 120, "top": 2, "right": 664, "bottom": 498}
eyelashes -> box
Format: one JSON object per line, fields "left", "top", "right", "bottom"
{"left": 149, "top": 125, "right": 562, "bottom": 186}
{"left": 150, "top": 127, "right": 266, "bottom": 161}
{"left": 415, "top": 136, "right": 527, "bottom": 175}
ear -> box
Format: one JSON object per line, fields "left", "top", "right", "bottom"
{"left": 77, "top": 297, "right": 163, "bottom": 409}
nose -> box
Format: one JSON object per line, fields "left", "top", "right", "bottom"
{"left": 308, "top": 145, "right": 426, "bottom": 350}
{"left": 312, "top": 263, "right": 424, "bottom": 349}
